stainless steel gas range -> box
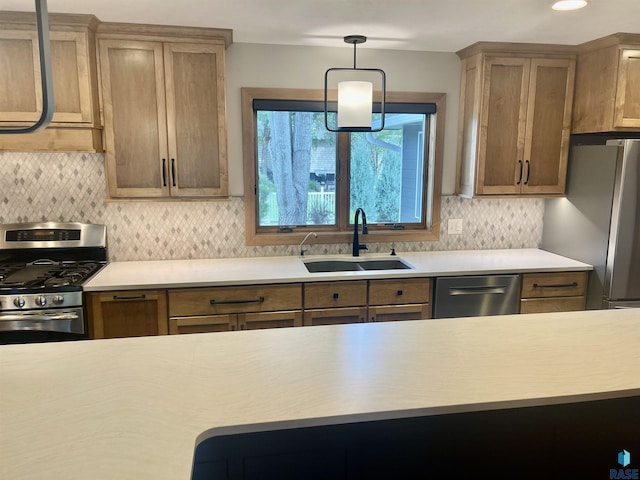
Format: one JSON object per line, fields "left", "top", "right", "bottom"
{"left": 0, "top": 222, "right": 107, "bottom": 344}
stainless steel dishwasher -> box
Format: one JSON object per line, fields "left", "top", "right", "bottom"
{"left": 433, "top": 275, "right": 521, "bottom": 319}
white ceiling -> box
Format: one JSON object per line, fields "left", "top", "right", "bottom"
{"left": 1, "top": 0, "right": 639, "bottom": 52}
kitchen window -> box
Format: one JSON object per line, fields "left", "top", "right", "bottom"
{"left": 242, "top": 88, "right": 445, "bottom": 246}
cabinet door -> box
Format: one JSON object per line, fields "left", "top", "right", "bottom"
{"left": 169, "top": 314, "right": 237, "bottom": 334}
{"left": 99, "top": 39, "right": 169, "bottom": 198}
{"left": 477, "top": 57, "right": 529, "bottom": 195}
{"left": 303, "top": 307, "right": 367, "bottom": 326}
{"left": 87, "top": 290, "right": 168, "bottom": 339}
{"left": 369, "top": 304, "right": 431, "bottom": 322}
{"left": 238, "top": 311, "right": 303, "bottom": 330}
{"left": 614, "top": 49, "right": 640, "bottom": 128}
{"left": 0, "top": 30, "right": 93, "bottom": 124}
{"left": 164, "top": 42, "right": 228, "bottom": 197}
{"left": 522, "top": 58, "right": 574, "bottom": 194}
{"left": 520, "top": 297, "right": 585, "bottom": 314}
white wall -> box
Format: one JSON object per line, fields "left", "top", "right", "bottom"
{"left": 224, "top": 43, "right": 461, "bottom": 196}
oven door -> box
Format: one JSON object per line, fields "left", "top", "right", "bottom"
{"left": 0, "top": 307, "right": 88, "bottom": 344}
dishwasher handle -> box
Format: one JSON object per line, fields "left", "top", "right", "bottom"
{"left": 449, "top": 285, "right": 508, "bottom": 296}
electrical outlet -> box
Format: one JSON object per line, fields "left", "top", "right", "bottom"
{"left": 447, "top": 218, "right": 463, "bottom": 235}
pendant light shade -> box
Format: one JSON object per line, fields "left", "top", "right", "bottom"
{"left": 324, "top": 35, "right": 386, "bottom": 132}
{"left": 337, "top": 80, "right": 373, "bottom": 128}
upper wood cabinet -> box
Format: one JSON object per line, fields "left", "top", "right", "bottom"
{"left": 0, "top": 12, "right": 102, "bottom": 151}
{"left": 572, "top": 33, "right": 640, "bottom": 133}
{"left": 97, "top": 23, "right": 231, "bottom": 199}
{"left": 456, "top": 43, "right": 576, "bottom": 198}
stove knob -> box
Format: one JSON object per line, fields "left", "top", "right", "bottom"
{"left": 13, "top": 297, "right": 25, "bottom": 308}
{"left": 52, "top": 295, "right": 64, "bottom": 305}
{"left": 35, "top": 295, "right": 47, "bottom": 306}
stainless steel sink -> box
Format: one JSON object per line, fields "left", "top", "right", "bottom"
{"left": 358, "top": 259, "right": 412, "bottom": 270}
{"left": 303, "top": 258, "right": 412, "bottom": 273}
{"left": 304, "top": 260, "right": 362, "bottom": 273}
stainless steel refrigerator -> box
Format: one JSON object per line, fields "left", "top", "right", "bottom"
{"left": 542, "top": 136, "right": 640, "bottom": 309}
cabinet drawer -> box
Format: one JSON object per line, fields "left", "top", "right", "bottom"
{"left": 169, "top": 314, "right": 236, "bottom": 334}
{"left": 369, "top": 304, "right": 431, "bottom": 322}
{"left": 238, "top": 311, "right": 303, "bottom": 330}
{"left": 169, "top": 284, "right": 302, "bottom": 316}
{"left": 304, "top": 281, "right": 367, "bottom": 309}
{"left": 368, "top": 278, "right": 431, "bottom": 305}
{"left": 521, "top": 272, "right": 587, "bottom": 298}
{"left": 303, "top": 307, "right": 368, "bottom": 326}
{"left": 520, "top": 296, "right": 586, "bottom": 314}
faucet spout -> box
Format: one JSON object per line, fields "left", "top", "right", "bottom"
{"left": 299, "top": 232, "right": 318, "bottom": 257}
{"left": 352, "top": 208, "right": 368, "bottom": 257}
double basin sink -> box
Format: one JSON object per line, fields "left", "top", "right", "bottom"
{"left": 304, "top": 258, "right": 413, "bottom": 273}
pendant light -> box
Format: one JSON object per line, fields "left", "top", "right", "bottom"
{"left": 324, "top": 35, "right": 386, "bottom": 132}
{"left": 0, "top": 0, "right": 54, "bottom": 134}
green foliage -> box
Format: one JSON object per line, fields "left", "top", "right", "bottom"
{"left": 349, "top": 130, "right": 403, "bottom": 223}
{"left": 258, "top": 174, "right": 276, "bottom": 223}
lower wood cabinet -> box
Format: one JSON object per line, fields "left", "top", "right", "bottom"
{"left": 86, "top": 290, "right": 168, "bottom": 339}
{"left": 238, "top": 311, "right": 303, "bottom": 330}
{"left": 369, "top": 304, "right": 431, "bottom": 323}
{"left": 168, "top": 284, "right": 303, "bottom": 334}
{"left": 85, "top": 271, "right": 589, "bottom": 339}
{"left": 303, "top": 281, "right": 367, "bottom": 326}
{"left": 368, "top": 278, "right": 432, "bottom": 322}
{"left": 303, "top": 307, "right": 368, "bottom": 326}
{"left": 519, "top": 272, "right": 588, "bottom": 314}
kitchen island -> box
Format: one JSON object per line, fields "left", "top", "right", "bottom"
{"left": 1, "top": 308, "right": 639, "bottom": 479}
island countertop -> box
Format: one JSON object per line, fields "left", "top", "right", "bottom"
{"left": 83, "top": 248, "right": 592, "bottom": 291}
{"left": 1, "top": 308, "right": 639, "bottom": 479}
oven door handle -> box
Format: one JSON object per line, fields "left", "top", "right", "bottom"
{"left": 0, "top": 311, "right": 82, "bottom": 333}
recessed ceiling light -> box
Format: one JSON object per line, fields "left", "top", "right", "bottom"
{"left": 552, "top": 0, "right": 589, "bottom": 11}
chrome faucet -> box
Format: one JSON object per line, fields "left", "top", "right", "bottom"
{"left": 299, "top": 232, "right": 318, "bottom": 257}
{"left": 352, "top": 208, "right": 368, "bottom": 256}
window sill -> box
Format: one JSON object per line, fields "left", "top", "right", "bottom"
{"left": 245, "top": 227, "right": 441, "bottom": 246}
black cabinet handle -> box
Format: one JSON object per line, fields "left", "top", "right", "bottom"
{"left": 210, "top": 297, "right": 265, "bottom": 305}
{"left": 162, "top": 159, "right": 167, "bottom": 187}
{"left": 171, "top": 158, "right": 176, "bottom": 187}
{"left": 524, "top": 160, "right": 531, "bottom": 185}
{"left": 397, "top": 290, "right": 403, "bottom": 296}
{"left": 333, "top": 293, "right": 339, "bottom": 299}
{"left": 113, "top": 294, "right": 146, "bottom": 301}
{"left": 517, "top": 160, "right": 523, "bottom": 185}
{"left": 532, "top": 282, "right": 578, "bottom": 289}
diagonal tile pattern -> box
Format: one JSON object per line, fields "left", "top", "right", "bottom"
{"left": 0, "top": 152, "right": 544, "bottom": 261}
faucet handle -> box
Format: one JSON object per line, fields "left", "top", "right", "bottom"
{"left": 359, "top": 243, "right": 368, "bottom": 251}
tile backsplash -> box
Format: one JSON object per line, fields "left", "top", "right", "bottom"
{"left": 0, "top": 152, "right": 544, "bottom": 261}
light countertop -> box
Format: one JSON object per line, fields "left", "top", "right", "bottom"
{"left": 83, "top": 248, "right": 592, "bottom": 291}
{"left": 1, "top": 309, "right": 639, "bottom": 479}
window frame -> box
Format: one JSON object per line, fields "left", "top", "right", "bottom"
{"left": 241, "top": 88, "right": 445, "bottom": 246}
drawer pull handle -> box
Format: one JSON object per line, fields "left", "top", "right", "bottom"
{"left": 210, "top": 297, "right": 265, "bottom": 305}
{"left": 397, "top": 290, "right": 403, "bottom": 296}
{"left": 113, "top": 294, "right": 146, "bottom": 301}
{"left": 333, "top": 293, "right": 339, "bottom": 299}
{"left": 449, "top": 286, "right": 506, "bottom": 295}
{"left": 532, "top": 282, "right": 578, "bottom": 289}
